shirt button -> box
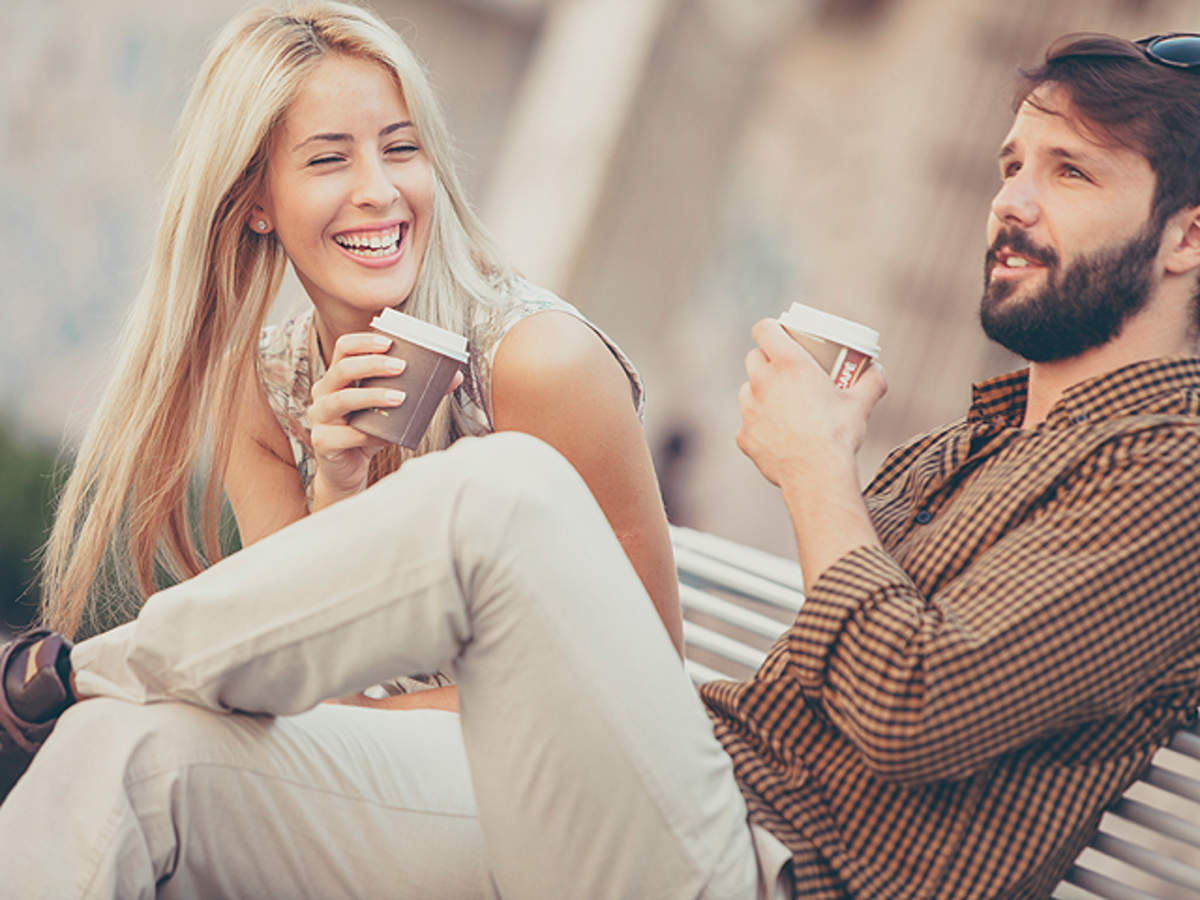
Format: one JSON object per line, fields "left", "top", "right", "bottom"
{"left": 915, "top": 509, "right": 933, "bottom": 525}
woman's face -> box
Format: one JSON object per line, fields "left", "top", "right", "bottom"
{"left": 259, "top": 54, "right": 434, "bottom": 332}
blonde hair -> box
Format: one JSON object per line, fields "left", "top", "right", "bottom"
{"left": 41, "top": 1, "right": 510, "bottom": 638}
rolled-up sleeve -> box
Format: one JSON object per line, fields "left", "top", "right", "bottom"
{"left": 785, "top": 425, "right": 1200, "bottom": 784}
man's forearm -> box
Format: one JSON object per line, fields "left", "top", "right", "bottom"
{"left": 778, "top": 452, "right": 883, "bottom": 592}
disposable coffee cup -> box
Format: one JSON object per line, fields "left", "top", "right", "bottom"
{"left": 346, "top": 308, "right": 469, "bottom": 449}
{"left": 778, "top": 302, "right": 880, "bottom": 390}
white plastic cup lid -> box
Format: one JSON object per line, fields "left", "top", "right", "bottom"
{"left": 370, "top": 308, "right": 469, "bottom": 363}
{"left": 779, "top": 302, "right": 880, "bottom": 358}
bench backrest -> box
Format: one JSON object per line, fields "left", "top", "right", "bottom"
{"left": 671, "top": 525, "right": 1200, "bottom": 899}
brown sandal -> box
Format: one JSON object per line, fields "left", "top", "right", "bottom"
{"left": 0, "top": 629, "right": 73, "bottom": 802}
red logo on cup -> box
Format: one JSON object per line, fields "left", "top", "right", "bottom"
{"left": 833, "top": 349, "right": 869, "bottom": 389}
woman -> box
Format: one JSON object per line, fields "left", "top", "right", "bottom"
{"left": 0, "top": 11, "right": 784, "bottom": 897}
{"left": 38, "top": 0, "right": 681, "bottom": 713}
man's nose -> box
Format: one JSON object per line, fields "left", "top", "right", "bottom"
{"left": 990, "top": 171, "right": 1040, "bottom": 228}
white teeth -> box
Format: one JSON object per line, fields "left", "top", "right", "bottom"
{"left": 1005, "top": 256, "right": 1029, "bottom": 268}
{"left": 344, "top": 245, "right": 393, "bottom": 257}
{"left": 334, "top": 224, "right": 403, "bottom": 256}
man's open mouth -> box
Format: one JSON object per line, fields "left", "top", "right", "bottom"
{"left": 999, "top": 252, "right": 1038, "bottom": 269}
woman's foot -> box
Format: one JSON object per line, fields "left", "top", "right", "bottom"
{"left": 0, "top": 629, "right": 74, "bottom": 802}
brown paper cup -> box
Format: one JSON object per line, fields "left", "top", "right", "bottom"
{"left": 778, "top": 303, "right": 880, "bottom": 390}
{"left": 346, "top": 310, "right": 468, "bottom": 449}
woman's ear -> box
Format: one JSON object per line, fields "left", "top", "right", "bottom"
{"left": 1164, "top": 205, "right": 1200, "bottom": 276}
{"left": 247, "top": 203, "right": 273, "bottom": 235}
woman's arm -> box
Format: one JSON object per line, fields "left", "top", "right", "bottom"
{"left": 325, "top": 685, "right": 459, "bottom": 712}
{"left": 226, "top": 364, "right": 310, "bottom": 546}
{"left": 491, "top": 312, "right": 683, "bottom": 656}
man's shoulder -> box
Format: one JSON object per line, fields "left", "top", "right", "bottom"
{"left": 1094, "top": 408, "right": 1200, "bottom": 462}
{"left": 867, "top": 419, "right": 965, "bottom": 494}
{"left": 1093, "top": 366, "right": 1200, "bottom": 449}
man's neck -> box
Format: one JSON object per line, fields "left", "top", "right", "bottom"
{"left": 1023, "top": 350, "right": 1132, "bottom": 428}
{"left": 1022, "top": 305, "right": 1195, "bottom": 428}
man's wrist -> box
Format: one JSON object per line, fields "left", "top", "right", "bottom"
{"left": 775, "top": 442, "right": 858, "bottom": 502}
{"left": 778, "top": 451, "right": 879, "bottom": 590}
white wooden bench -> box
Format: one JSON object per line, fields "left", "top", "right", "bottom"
{"left": 672, "top": 525, "right": 1200, "bottom": 899}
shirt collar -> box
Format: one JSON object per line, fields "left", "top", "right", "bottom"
{"left": 967, "top": 356, "right": 1200, "bottom": 427}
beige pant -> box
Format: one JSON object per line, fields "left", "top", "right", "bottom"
{"left": 1, "top": 434, "right": 791, "bottom": 899}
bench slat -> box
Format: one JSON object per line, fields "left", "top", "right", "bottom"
{"left": 682, "top": 620, "right": 766, "bottom": 671}
{"left": 679, "top": 584, "right": 788, "bottom": 641}
{"left": 675, "top": 547, "right": 806, "bottom": 612}
{"left": 684, "top": 658, "right": 727, "bottom": 685}
{"left": 1169, "top": 726, "right": 1200, "bottom": 760}
{"left": 1088, "top": 832, "right": 1200, "bottom": 891}
{"left": 1142, "top": 763, "right": 1200, "bottom": 805}
{"left": 1109, "top": 796, "right": 1200, "bottom": 849}
{"left": 671, "top": 526, "right": 806, "bottom": 590}
{"left": 1061, "top": 864, "right": 1160, "bottom": 900}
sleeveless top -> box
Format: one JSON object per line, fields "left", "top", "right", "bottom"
{"left": 256, "top": 278, "right": 645, "bottom": 696}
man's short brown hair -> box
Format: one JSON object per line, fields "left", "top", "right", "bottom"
{"left": 1017, "top": 33, "right": 1200, "bottom": 231}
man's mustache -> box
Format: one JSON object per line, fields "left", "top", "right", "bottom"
{"left": 986, "top": 227, "right": 1060, "bottom": 271}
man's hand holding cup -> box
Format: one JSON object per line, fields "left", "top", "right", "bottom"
{"left": 737, "top": 307, "right": 886, "bottom": 488}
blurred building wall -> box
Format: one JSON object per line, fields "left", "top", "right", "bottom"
{"left": 4, "top": 0, "right": 1200, "bottom": 559}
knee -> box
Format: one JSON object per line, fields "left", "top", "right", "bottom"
{"left": 460, "top": 433, "right": 597, "bottom": 521}
{"left": 38, "top": 699, "right": 231, "bottom": 787}
{"left": 46, "top": 696, "right": 149, "bottom": 754}
{"left": 421, "top": 432, "right": 589, "bottom": 515}
{"left": 454, "top": 432, "right": 578, "bottom": 489}
{"left": 53, "top": 695, "right": 182, "bottom": 740}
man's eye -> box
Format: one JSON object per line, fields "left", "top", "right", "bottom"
{"left": 1001, "top": 161, "right": 1021, "bottom": 178}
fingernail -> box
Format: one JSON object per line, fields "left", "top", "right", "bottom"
{"left": 372, "top": 335, "right": 392, "bottom": 349}
{"left": 384, "top": 357, "right": 406, "bottom": 372}
{"left": 384, "top": 390, "right": 406, "bottom": 404}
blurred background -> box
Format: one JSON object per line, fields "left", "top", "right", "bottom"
{"left": 3, "top": 0, "right": 1200, "bottom": 621}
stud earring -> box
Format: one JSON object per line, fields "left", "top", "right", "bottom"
{"left": 255, "top": 220, "right": 268, "bottom": 232}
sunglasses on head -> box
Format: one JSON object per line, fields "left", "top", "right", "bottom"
{"left": 1134, "top": 33, "right": 1200, "bottom": 69}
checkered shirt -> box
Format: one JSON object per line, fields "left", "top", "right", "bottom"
{"left": 700, "top": 357, "right": 1200, "bottom": 899}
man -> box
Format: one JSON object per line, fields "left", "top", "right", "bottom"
{"left": 3, "top": 32, "right": 1200, "bottom": 900}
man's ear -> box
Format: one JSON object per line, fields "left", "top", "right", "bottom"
{"left": 1163, "top": 205, "right": 1200, "bottom": 276}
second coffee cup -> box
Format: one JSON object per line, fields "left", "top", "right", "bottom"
{"left": 347, "top": 308, "right": 469, "bottom": 449}
{"left": 779, "top": 302, "right": 880, "bottom": 390}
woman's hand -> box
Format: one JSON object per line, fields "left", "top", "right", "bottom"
{"left": 308, "top": 333, "right": 406, "bottom": 509}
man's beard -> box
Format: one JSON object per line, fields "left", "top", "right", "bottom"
{"left": 980, "top": 221, "right": 1161, "bottom": 363}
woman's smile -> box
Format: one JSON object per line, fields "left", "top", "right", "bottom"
{"left": 332, "top": 221, "right": 409, "bottom": 266}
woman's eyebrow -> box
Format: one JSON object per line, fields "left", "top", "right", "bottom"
{"left": 292, "top": 121, "right": 413, "bottom": 152}
{"left": 291, "top": 132, "right": 351, "bottom": 152}
{"left": 380, "top": 120, "right": 414, "bottom": 137}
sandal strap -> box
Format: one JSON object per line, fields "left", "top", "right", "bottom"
{"left": 0, "top": 629, "right": 59, "bottom": 754}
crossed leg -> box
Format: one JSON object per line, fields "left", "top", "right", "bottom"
{"left": 0, "top": 434, "right": 781, "bottom": 899}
